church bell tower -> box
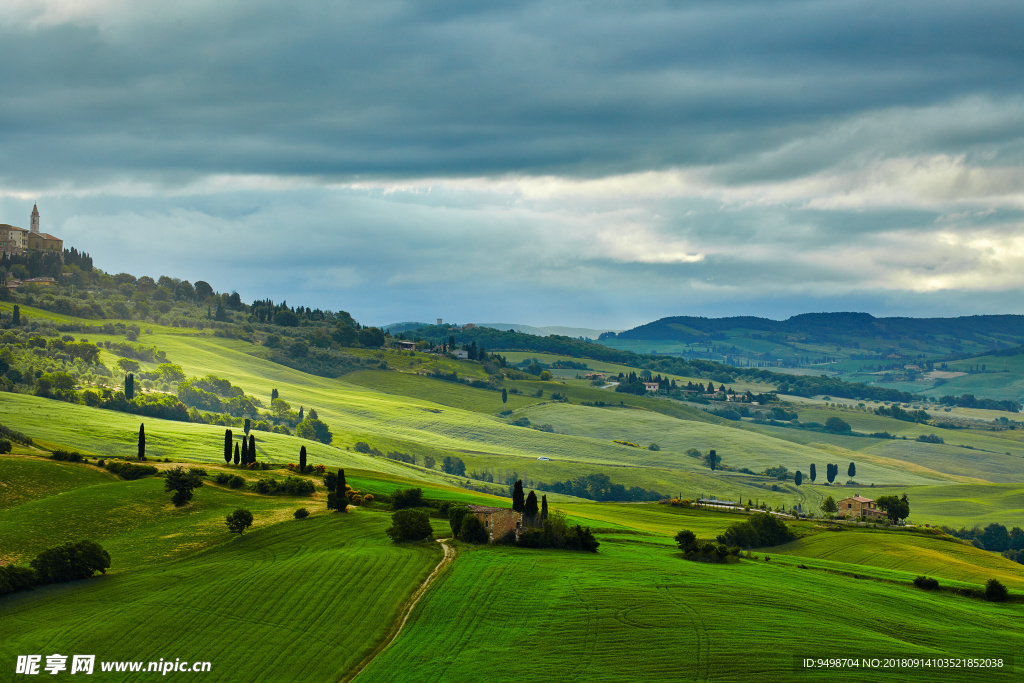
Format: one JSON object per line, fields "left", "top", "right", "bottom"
{"left": 30, "top": 204, "right": 40, "bottom": 234}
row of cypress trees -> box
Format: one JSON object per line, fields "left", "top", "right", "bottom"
{"left": 222, "top": 428, "right": 258, "bottom": 465}
{"left": 511, "top": 479, "right": 548, "bottom": 523}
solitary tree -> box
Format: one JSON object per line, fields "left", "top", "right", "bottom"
{"left": 524, "top": 490, "right": 539, "bottom": 521}
{"left": 826, "top": 463, "right": 838, "bottom": 484}
{"left": 125, "top": 373, "right": 135, "bottom": 400}
{"left": 541, "top": 494, "right": 549, "bottom": 521}
{"left": 821, "top": 495, "right": 838, "bottom": 515}
{"left": 137, "top": 423, "right": 146, "bottom": 461}
{"left": 512, "top": 480, "right": 525, "bottom": 512}
{"left": 299, "top": 445, "right": 307, "bottom": 473}
{"left": 224, "top": 429, "right": 233, "bottom": 464}
{"left": 876, "top": 494, "right": 910, "bottom": 523}
{"left": 244, "top": 418, "right": 251, "bottom": 435}
{"left": 794, "top": 470, "right": 803, "bottom": 486}
{"left": 386, "top": 510, "right": 433, "bottom": 542}
{"left": 502, "top": 388, "right": 508, "bottom": 406}
{"left": 233, "top": 442, "right": 240, "bottom": 465}
{"left": 848, "top": 462, "right": 856, "bottom": 480}
{"left": 704, "top": 449, "right": 720, "bottom": 472}
{"left": 809, "top": 463, "right": 817, "bottom": 483}
{"left": 226, "top": 508, "right": 253, "bottom": 536}
{"left": 165, "top": 466, "right": 204, "bottom": 506}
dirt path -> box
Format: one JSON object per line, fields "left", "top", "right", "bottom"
{"left": 341, "top": 538, "right": 454, "bottom": 683}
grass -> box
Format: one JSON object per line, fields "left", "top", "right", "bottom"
{"left": 771, "top": 527, "right": 1024, "bottom": 590}
{"left": 357, "top": 537, "right": 1023, "bottom": 682}
{"left": 0, "top": 511, "right": 442, "bottom": 683}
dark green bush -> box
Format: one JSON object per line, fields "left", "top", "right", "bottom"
{"left": 458, "top": 514, "right": 489, "bottom": 544}
{"left": 386, "top": 509, "right": 433, "bottom": 542}
{"left": 390, "top": 487, "right": 425, "bottom": 510}
{"left": 105, "top": 460, "right": 158, "bottom": 480}
{"left": 985, "top": 578, "right": 1009, "bottom": 602}
{"left": 30, "top": 540, "right": 110, "bottom": 584}
{"left": 294, "top": 508, "right": 309, "bottom": 519}
{"left": 913, "top": 576, "right": 939, "bottom": 590}
{"left": 51, "top": 449, "right": 83, "bottom": 462}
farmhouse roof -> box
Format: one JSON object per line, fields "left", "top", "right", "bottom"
{"left": 466, "top": 504, "right": 507, "bottom": 514}
{"left": 844, "top": 496, "right": 874, "bottom": 503}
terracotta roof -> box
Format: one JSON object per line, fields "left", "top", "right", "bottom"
{"left": 0, "top": 224, "right": 27, "bottom": 232}
{"left": 845, "top": 496, "right": 874, "bottom": 503}
{"left": 38, "top": 233, "right": 61, "bottom": 240}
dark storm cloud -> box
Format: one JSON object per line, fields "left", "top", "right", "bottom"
{"left": 3, "top": 1, "right": 1024, "bottom": 325}
{"left": 2, "top": 0, "right": 1023, "bottom": 186}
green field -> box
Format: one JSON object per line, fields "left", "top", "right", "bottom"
{"left": 3, "top": 302, "right": 1024, "bottom": 682}
{"left": 358, "top": 536, "right": 1022, "bottom": 682}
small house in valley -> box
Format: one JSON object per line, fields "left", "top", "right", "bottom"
{"left": 466, "top": 504, "right": 523, "bottom": 543}
{"left": 837, "top": 494, "right": 885, "bottom": 519}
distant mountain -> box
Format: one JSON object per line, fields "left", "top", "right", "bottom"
{"left": 475, "top": 323, "right": 621, "bottom": 340}
{"left": 612, "top": 313, "right": 1024, "bottom": 344}
{"left": 384, "top": 321, "right": 620, "bottom": 340}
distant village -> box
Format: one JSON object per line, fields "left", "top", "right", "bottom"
{"left": 0, "top": 204, "right": 64, "bottom": 289}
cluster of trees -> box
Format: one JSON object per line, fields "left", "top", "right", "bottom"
{"left": 386, "top": 510, "right": 434, "bottom": 542}
{"left": 530, "top": 473, "right": 664, "bottom": 502}
{"left": 943, "top": 523, "right": 1024, "bottom": 555}
{"left": 938, "top": 394, "right": 1020, "bottom": 413}
{"left": 0, "top": 540, "right": 110, "bottom": 597}
{"left": 875, "top": 494, "right": 910, "bottom": 523}
{"left": 874, "top": 404, "right": 931, "bottom": 423}
{"left": 516, "top": 515, "right": 599, "bottom": 552}
{"left": 674, "top": 530, "right": 742, "bottom": 563}
{"left": 716, "top": 513, "right": 796, "bottom": 548}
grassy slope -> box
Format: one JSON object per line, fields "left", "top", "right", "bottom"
{"left": 0, "top": 512, "right": 441, "bottom": 683}
{"left": 359, "top": 538, "right": 1023, "bottom": 683}
{"left": 772, "top": 528, "right": 1024, "bottom": 590}
{"left": 0, "top": 455, "right": 117, "bottom": 511}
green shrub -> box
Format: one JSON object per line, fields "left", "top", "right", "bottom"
{"left": 51, "top": 449, "right": 83, "bottom": 462}
{"left": 105, "top": 460, "right": 158, "bottom": 480}
{"left": 913, "top": 576, "right": 939, "bottom": 590}
{"left": 385, "top": 510, "right": 433, "bottom": 542}
{"left": 294, "top": 508, "right": 309, "bottom": 519}
{"left": 30, "top": 540, "right": 110, "bottom": 584}
{"left": 228, "top": 475, "right": 245, "bottom": 489}
{"left": 985, "top": 578, "right": 1009, "bottom": 602}
{"left": 390, "top": 487, "right": 425, "bottom": 509}
{"left": 214, "top": 472, "right": 231, "bottom": 485}
{"left": 458, "top": 514, "right": 489, "bottom": 544}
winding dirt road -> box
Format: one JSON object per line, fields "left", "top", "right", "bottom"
{"left": 341, "top": 538, "right": 454, "bottom": 682}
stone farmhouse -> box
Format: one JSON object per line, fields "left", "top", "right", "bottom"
{"left": 466, "top": 504, "right": 523, "bottom": 543}
{"left": 837, "top": 494, "right": 886, "bottom": 520}
{"left": 0, "top": 205, "right": 62, "bottom": 258}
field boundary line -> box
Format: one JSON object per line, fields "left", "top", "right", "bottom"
{"left": 342, "top": 537, "right": 455, "bottom": 683}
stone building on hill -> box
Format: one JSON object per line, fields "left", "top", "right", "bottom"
{"left": 1, "top": 205, "right": 62, "bottom": 258}
{"left": 837, "top": 494, "right": 885, "bottom": 519}
{"left": 466, "top": 504, "right": 523, "bottom": 543}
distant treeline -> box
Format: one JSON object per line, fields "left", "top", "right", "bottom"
{"left": 534, "top": 473, "right": 663, "bottom": 502}
{"left": 413, "top": 324, "right": 918, "bottom": 403}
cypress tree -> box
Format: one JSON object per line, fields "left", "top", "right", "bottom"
{"left": 224, "top": 429, "right": 233, "bottom": 464}
{"left": 848, "top": 462, "right": 856, "bottom": 479}
{"left": 541, "top": 494, "right": 548, "bottom": 521}
{"left": 244, "top": 418, "right": 251, "bottom": 435}
{"left": 137, "top": 423, "right": 146, "bottom": 461}
{"left": 125, "top": 373, "right": 135, "bottom": 400}
{"left": 248, "top": 435, "right": 256, "bottom": 464}
{"left": 12, "top": 304, "right": 19, "bottom": 325}
{"left": 809, "top": 463, "right": 817, "bottom": 483}
{"left": 512, "top": 479, "right": 525, "bottom": 512}
{"left": 502, "top": 388, "right": 508, "bottom": 405}
{"left": 298, "top": 406, "right": 304, "bottom": 422}
{"left": 524, "top": 490, "right": 538, "bottom": 520}
{"left": 233, "top": 442, "right": 240, "bottom": 465}
{"left": 271, "top": 388, "right": 279, "bottom": 400}
{"left": 338, "top": 468, "right": 346, "bottom": 493}
{"left": 299, "top": 445, "right": 307, "bottom": 473}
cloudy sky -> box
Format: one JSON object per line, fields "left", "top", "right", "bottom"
{"left": 2, "top": 1, "right": 1023, "bottom": 328}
